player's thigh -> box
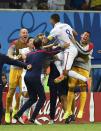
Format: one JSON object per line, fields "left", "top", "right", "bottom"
{"left": 68, "top": 75, "right": 78, "bottom": 91}
{"left": 78, "top": 67, "right": 89, "bottom": 88}
{"left": 9, "top": 68, "right": 19, "bottom": 89}
{"left": 24, "top": 79, "right": 37, "bottom": 100}
{"left": 64, "top": 49, "right": 78, "bottom": 70}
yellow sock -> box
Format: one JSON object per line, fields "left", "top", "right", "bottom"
{"left": 14, "top": 93, "right": 21, "bottom": 111}
{"left": 79, "top": 92, "right": 87, "bottom": 112}
{"left": 67, "top": 91, "right": 75, "bottom": 113}
{"left": 6, "top": 92, "right": 13, "bottom": 113}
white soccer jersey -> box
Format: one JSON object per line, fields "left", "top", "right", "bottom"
{"left": 19, "top": 47, "right": 31, "bottom": 92}
{"left": 49, "top": 22, "right": 74, "bottom": 46}
{"left": 19, "top": 47, "right": 31, "bottom": 56}
{"left": 49, "top": 22, "right": 78, "bottom": 72}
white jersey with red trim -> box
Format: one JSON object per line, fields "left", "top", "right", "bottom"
{"left": 49, "top": 22, "right": 74, "bottom": 47}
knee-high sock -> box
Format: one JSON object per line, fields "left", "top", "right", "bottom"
{"left": 22, "top": 97, "right": 30, "bottom": 116}
{"left": 14, "top": 93, "right": 21, "bottom": 111}
{"left": 67, "top": 91, "right": 75, "bottom": 113}
{"left": 6, "top": 92, "right": 14, "bottom": 113}
{"left": 79, "top": 92, "right": 87, "bottom": 112}
{"left": 68, "top": 70, "right": 87, "bottom": 82}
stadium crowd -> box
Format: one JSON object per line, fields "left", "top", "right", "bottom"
{"left": 0, "top": 0, "right": 101, "bottom": 10}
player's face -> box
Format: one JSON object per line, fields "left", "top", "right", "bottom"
{"left": 81, "top": 32, "right": 90, "bottom": 44}
{"left": 20, "top": 29, "right": 29, "bottom": 42}
{"left": 50, "top": 19, "right": 54, "bottom": 26}
{"left": 2, "top": 75, "right": 7, "bottom": 85}
{"left": 27, "top": 38, "right": 35, "bottom": 49}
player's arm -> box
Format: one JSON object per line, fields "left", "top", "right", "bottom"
{"left": 7, "top": 45, "right": 15, "bottom": 59}
{"left": 2, "top": 53, "right": 27, "bottom": 69}
{"left": 72, "top": 29, "right": 78, "bottom": 37}
{"left": 8, "top": 42, "right": 22, "bottom": 60}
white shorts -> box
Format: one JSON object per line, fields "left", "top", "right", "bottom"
{"left": 54, "top": 52, "right": 64, "bottom": 75}
{"left": 22, "top": 69, "right": 27, "bottom": 92}
{"left": 63, "top": 45, "right": 78, "bottom": 70}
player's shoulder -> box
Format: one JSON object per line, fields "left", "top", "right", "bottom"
{"left": 9, "top": 39, "right": 18, "bottom": 48}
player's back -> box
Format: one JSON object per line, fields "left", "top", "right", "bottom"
{"left": 25, "top": 49, "right": 48, "bottom": 78}
{"left": 52, "top": 22, "right": 74, "bottom": 45}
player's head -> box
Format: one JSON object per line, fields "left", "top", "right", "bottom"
{"left": 36, "top": 33, "right": 45, "bottom": 40}
{"left": 81, "top": 31, "right": 90, "bottom": 44}
{"left": 27, "top": 37, "right": 35, "bottom": 49}
{"left": 50, "top": 14, "right": 60, "bottom": 26}
{"left": 20, "top": 28, "right": 29, "bottom": 42}
{"left": 2, "top": 72, "right": 7, "bottom": 86}
{"left": 34, "top": 37, "right": 43, "bottom": 49}
{"left": 36, "top": 33, "right": 47, "bottom": 46}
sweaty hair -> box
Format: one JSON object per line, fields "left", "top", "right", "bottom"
{"left": 51, "top": 14, "right": 60, "bottom": 23}
{"left": 34, "top": 37, "right": 42, "bottom": 49}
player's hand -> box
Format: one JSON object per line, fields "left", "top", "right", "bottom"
{"left": 17, "top": 54, "right": 22, "bottom": 60}
{"left": 63, "top": 43, "right": 70, "bottom": 49}
{"left": 69, "top": 36, "right": 76, "bottom": 44}
{"left": 27, "top": 64, "right": 32, "bottom": 70}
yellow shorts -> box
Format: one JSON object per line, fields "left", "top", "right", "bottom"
{"left": 9, "top": 67, "right": 23, "bottom": 89}
{"left": 68, "top": 67, "right": 89, "bottom": 89}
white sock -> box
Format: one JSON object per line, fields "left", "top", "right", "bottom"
{"left": 23, "top": 97, "right": 30, "bottom": 116}
{"left": 68, "top": 70, "right": 88, "bottom": 82}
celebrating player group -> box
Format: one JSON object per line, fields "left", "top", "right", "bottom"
{"left": 0, "top": 14, "right": 94, "bottom": 125}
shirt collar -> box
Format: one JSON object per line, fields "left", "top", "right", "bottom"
{"left": 54, "top": 22, "right": 61, "bottom": 27}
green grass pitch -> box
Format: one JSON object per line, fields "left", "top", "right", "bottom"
{"left": 0, "top": 124, "right": 101, "bottom": 131}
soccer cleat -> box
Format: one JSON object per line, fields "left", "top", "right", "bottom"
{"left": 48, "top": 120, "right": 54, "bottom": 125}
{"left": 12, "top": 118, "right": 17, "bottom": 124}
{"left": 65, "top": 114, "right": 75, "bottom": 124}
{"left": 5, "top": 113, "right": 10, "bottom": 124}
{"left": 22, "top": 115, "right": 28, "bottom": 123}
{"left": 77, "top": 111, "right": 83, "bottom": 119}
{"left": 63, "top": 111, "right": 72, "bottom": 120}
{"left": 54, "top": 75, "right": 67, "bottom": 84}
{"left": 14, "top": 114, "right": 24, "bottom": 124}
{"left": 29, "top": 119, "right": 42, "bottom": 125}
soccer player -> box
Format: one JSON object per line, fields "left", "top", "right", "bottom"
{"left": 46, "top": 14, "right": 89, "bottom": 84}
{"left": 5, "top": 28, "right": 29, "bottom": 124}
{"left": 0, "top": 44, "right": 31, "bottom": 124}
{"left": 14, "top": 37, "right": 62, "bottom": 124}
{"left": 63, "top": 31, "right": 94, "bottom": 122}
{"left": 48, "top": 14, "right": 90, "bottom": 83}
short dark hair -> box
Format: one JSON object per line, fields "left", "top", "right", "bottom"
{"left": 34, "top": 37, "right": 42, "bottom": 49}
{"left": 36, "top": 33, "right": 44, "bottom": 38}
{"left": 51, "top": 14, "right": 60, "bottom": 23}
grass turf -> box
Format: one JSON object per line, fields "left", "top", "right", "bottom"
{"left": 0, "top": 124, "right": 101, "bottom": 131}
